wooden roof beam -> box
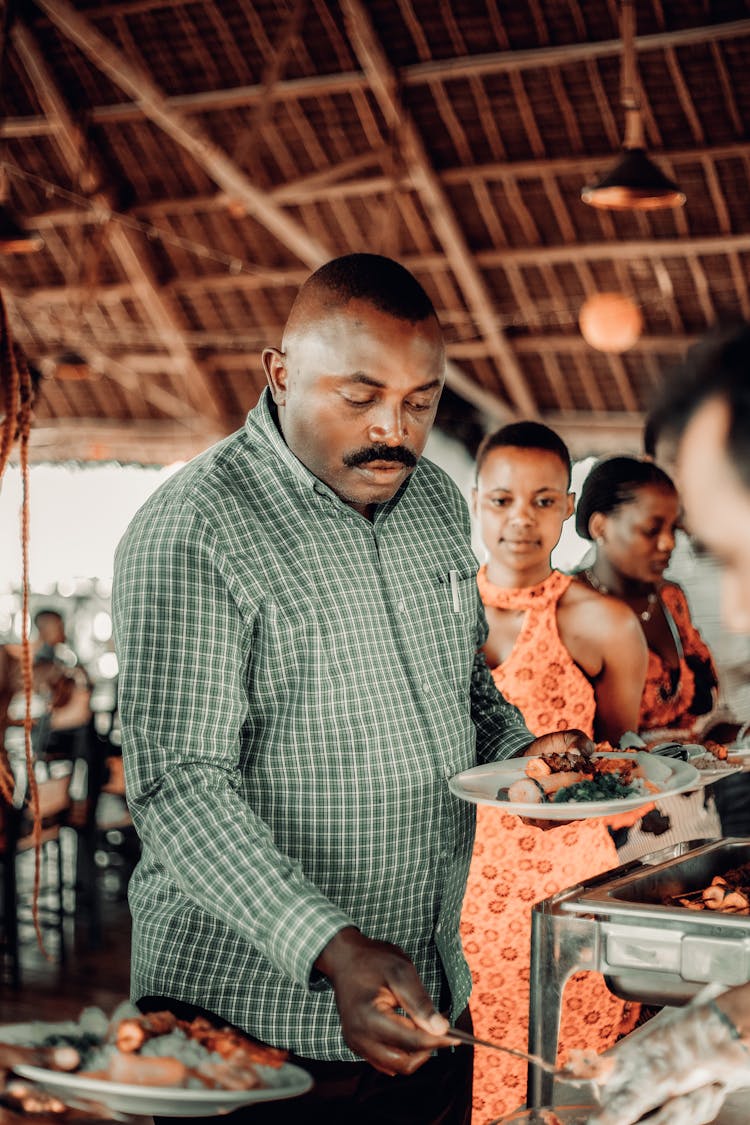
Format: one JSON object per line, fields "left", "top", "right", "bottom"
{"left": 13, "top": 16, "right": 749, "bottom": 130}
{"left": 33, "top": 0, "right": 331, "bottom": 270}
{"left": 341, "top": 0, "right": 536, "bottom": 417}
{"left": 12, "top": 17, "right": 225, "bottom": 425}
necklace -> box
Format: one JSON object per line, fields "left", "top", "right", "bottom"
{"left": 584, "top": 569, "right": 659, "bottom": 622}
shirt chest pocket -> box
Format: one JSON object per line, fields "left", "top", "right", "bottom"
{"left": 410, "top": 562, "right": 479, "bottom": 695}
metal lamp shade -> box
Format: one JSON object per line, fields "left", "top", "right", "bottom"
{"left": 0, "top": 203, "right": 43, "bottom": 253}
{"left": 581, "top": 147, "right": 686, "bottom": 211}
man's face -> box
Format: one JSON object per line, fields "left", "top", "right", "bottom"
{"left": 678, "top": 396, "right": 750, "bottom": 633}
{"left": 263, "top": 299, "right": 444, "bottom": 516}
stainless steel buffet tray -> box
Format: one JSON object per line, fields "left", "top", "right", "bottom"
{"left": 527, "top": 838, "right": 750, "bottom": 1107}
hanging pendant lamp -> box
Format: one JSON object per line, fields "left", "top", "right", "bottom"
{"left": 0, "top": 170, "right": 43, "bottom": 254}
{"left": 581, "top": 0, "right": 685, "bottom": 211}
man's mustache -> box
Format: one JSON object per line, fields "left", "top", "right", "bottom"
{"left": 344, "top": 444, "right": 417, "bottom": 469}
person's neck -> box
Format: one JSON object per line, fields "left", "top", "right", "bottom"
{"left": 485, "top": 558, "right": 553, "bottom": 590}
{"left": 587, "top": 557, "right": 654, "bottom": 599}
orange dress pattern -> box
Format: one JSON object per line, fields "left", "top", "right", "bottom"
{"left": 639, "top": 582, "right": 717, "bottom": 731}
{"left": 614, "top": 581, "right": 721, "bottom": 863}
{"left": 461, "top": 569, "right": 638, "bottom": 1123}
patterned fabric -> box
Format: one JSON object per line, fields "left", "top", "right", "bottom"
{"left": 616, "top": 581, "right": 721, "bottom": 864}
{"left": 478, "top": 569, "right": 595, "bottom": 734}
{"left": 640, "top": 582, "right": 718, "bottom": 730}
{"left": 461, "top": 568, "right": 638, "bottom": 1123}
{"left": 112, "top": 388, "right": 533, "bottom": 1061}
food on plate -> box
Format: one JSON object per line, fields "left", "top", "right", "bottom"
{"left": 670, "top": 861, "right": 750, "bottom": 914}
{"left": 502, "top": 748, "right": 659, "bottom": 806}
{"left": 8, "top": 1003, "right": 288, "bottom": 1092}
{"left": 539, "top": 1113, "right": 564, "bottom": 1125}
{"left": 0, "top": 1042, "right": 81, "bottom": 1075}
{"left": 3, "top": 1079, "right": 68, "bottom": 1115}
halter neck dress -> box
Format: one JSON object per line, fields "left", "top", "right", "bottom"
{"left": 614, "top": 581, "right": 721, "bottom": 864}
{"left": 461, "top": 569, "right": 638, "bottom": 1123}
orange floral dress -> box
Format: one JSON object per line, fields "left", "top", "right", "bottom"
{"left": 639, "top": 582, "right": 717, "bottom": 731}
{"left": 461, "top": 569, "right": 639, "bottom": 1123}
{"left": 615, "top": 581, "right": 721, "bottom": 864}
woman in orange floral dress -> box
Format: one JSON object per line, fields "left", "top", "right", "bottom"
{"left": 573, "top": 455, "right": 720, "bottom": 863}
{"left": 462, "top": 423, "right": 648, "bottom": 1123}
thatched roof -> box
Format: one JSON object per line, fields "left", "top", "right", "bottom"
{"left": 2, "top": 0, "right": 750, "bottom": 464}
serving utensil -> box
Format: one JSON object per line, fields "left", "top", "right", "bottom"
{"left": 445, "top": 1027, "right": 596, "bottom": 1085}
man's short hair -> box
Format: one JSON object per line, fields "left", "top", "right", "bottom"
{"left": 474, "top": 421, "right": 572, "bottom": 487}
{"left": 292, "top": 253, "right": 437, "bottom": 324}
{"left": 650, "top": 323, "right": 750, "bottom": 488}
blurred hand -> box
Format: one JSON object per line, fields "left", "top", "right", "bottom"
{"left": 314, "top": 927, "right": 450, "bottom": 1075}
{"left": 585, "top": 998, "right": 750, "bottom": 1125}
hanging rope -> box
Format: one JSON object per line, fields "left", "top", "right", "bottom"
{"left": 0, "top": 286, "right": 45, "bottom": 952}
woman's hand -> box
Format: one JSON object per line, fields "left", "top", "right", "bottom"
{"left": 522, "top": 729, "right": 596, "bottom": 758}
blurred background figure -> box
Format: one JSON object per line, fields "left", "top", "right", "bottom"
{"left": 573, "top": 457, "right": 721, "bottom": 861}
{"left": 588, "top": 324, "right": 750, "bottom": 1125}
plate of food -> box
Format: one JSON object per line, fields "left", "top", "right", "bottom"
{"left": 448, "top": 750, "right": 700, "bottom": 820}
{"left": 680, "top": 741, "right": 747, "bottom": 785}
{"left": 0, "top": 1006, "right": 313, "bottom": 1116}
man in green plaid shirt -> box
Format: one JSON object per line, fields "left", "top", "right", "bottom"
{"left": 113, "top": 254, "right": 589, "bottom": 1124}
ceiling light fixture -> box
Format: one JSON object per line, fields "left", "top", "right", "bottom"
{"left": 581, "top": 0, "right": 685, "bottom": 211}
{"left": 0, "top": 199, "right": 43, "bottom": 253}
{"left": 54, "top": 350, "right": 90, "bottom": 381}
{"left": 0, "top": 169, "right": 43, "bottom": 254}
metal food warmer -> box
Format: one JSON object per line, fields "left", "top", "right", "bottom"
{"left": 528, "top": 837, "right": 750, "bottom": 1107}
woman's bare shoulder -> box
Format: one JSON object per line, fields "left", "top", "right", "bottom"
{"left": 562, "top": 576, "right": 643, "bottom": 635}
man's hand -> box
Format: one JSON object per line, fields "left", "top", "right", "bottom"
{"left": 585, "top": 996, "right": 750, "bottom": 1125}
{"left": 314, "top": 927, "right": 450, "bottom": 1075}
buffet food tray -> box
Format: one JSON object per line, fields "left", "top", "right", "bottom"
{"left": 527, "top": 838, "right": 750, "bottom": 1108}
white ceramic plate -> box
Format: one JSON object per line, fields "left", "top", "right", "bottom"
{"left": 448, "top": 752, "right": 700, "bottom": 821}
{"left": 681, "top": 743, "right": 746, "bottom": 785}
{"left": 1, "top": 1023, "right": 312, "bottom": 1117}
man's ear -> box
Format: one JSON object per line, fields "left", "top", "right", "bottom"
{"left": 565, "top": 491, "right": 575, "bottom": 520}
{"left": 262, "top": 347, "right": 288, "bottom": 404}
{"left": 470, "top": 486, "right": 478, "bottom": 520}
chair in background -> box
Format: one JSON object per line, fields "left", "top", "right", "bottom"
{"left": 0, "top": 772, "right": 71, "bottom": 988}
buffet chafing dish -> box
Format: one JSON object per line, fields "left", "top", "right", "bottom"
{"left": 527, "top": 837, "right": 750, "bottom": 1107}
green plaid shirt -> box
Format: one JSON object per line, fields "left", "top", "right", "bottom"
{"left": 112, "top": 389, "right": 532, "bottom": 1060}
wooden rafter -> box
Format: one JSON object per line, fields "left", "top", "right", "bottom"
{"left": 340, "top": 0, "right": 536, "bottom": 416}
{"left": 34, "top": 0, "right": 331, "bottom": 270}
{"left": 8, "top": 16, "right": 748, "bottom": 132}
{"left": 11, "top": 17, "right": 225, "bottom": 425}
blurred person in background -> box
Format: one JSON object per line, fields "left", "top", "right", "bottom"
{"left": 644, "top": 401, "right": 750, "bottom": 838}
{"left": 587, "top": 326, "right": 750, "bottom": 1125}
{"left": 574, "top": 457, "right": 721, "bottom": 862}
{"left": 462, "top": 422, "right": 646, "bottom": 1121}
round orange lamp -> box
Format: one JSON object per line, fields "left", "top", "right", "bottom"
{"left": 578, "top": 292, "right": 643, "bottom": 353}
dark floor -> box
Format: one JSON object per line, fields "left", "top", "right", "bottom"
{"left": 0, "top": 826, "right": 134, "bottom": 1024}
